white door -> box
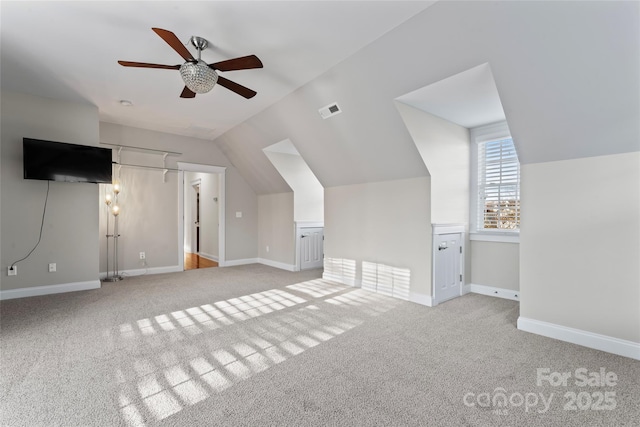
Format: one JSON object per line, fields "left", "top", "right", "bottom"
{"left": 300, "top": 228, "right": 324, "bottom": 270}
{"left": 434, "top": 233, "right": 462, "bottom": 303}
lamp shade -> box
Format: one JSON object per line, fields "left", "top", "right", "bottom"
{"left": 180, "top": 60, "right": 218, "bottom": 94}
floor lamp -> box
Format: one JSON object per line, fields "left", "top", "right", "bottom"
{"left": 104, "top": 183, "right": 123, "bottom": 282}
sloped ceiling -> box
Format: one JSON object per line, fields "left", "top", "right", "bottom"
{"left": 0, "top": 1, "right": 434, "bottom": 141}
{"left": 215, "top": 1, "right": 639, "bottom": 194}
{"left": 396, "top": 63, "right": 506, "bottom": 129}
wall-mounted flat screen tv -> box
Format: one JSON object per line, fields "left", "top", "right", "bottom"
{"left": 23, "top": 138, "right": 113, "bottom": 184}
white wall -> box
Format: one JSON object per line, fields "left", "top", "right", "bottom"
{"left": 100, "top": 122, "right": 258, "bottom": 263}
{"left": 395, "top": 102, "right": 470, "bottom": 225}
{"left": 1, "top": 91, "right": 100, "bottom": 291}
{"left": 258, "top": 193, "right": 295, "bottom": 266}
{"left": 324, "top": 177, "right": 432, "bottom": 299}
{"left": 520, "top": 152, "right": 640, "bottom": 343}
{"left": 263, "top": 151, "right": 323, "bottom": 222}
{"left": 395, "top": 102, "right": 471, "bottom": 286}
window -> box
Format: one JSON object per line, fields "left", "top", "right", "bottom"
{"left": 470, "top": 121, "right": 520, "bottom": 240}
{"left": 477, "top": 137, "right": 520, "bottom": 231}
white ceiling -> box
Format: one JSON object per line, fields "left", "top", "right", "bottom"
{"left": 0, "top": 1, "right": 434, "bottom": 141}
{"left": 396, "top": 63, "right": 505, "bottom": 129}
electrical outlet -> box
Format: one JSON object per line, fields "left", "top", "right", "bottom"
{"left": 266, "top": 246, "right": 270, "bottom": 253}
{"left": 48, "top": 263, "right": 56, "bottom": 272}
{"left": 139, "top": 252, "right": 146, "bottom": 260}
{"left": 235, "top": 211, "right": 242, "bottom": 218}
{"left": 8, "top": 266, "right": 17, "bottom": 276}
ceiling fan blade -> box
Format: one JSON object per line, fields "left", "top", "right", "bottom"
{"left": 216, "top": 76, "right": 257, "bottom": 99}
{"left": 152, "top": 27, "right": 194, "bottom": 61}
{"left": 180, "top": 86, "right": 196, "bottom": 98}
{"left": 210, "top": 55, "right": 263, "bottom": 72}
{"left": 118, "top": 61, "right": 180, "bottom": 70}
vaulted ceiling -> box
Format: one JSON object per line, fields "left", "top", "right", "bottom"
{"left": 2, "top": 1, "right": 638, "bottom": 196}
{"left": 0, "top": 1, "right": 434, "bottom": 140}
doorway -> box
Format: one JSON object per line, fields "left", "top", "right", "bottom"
{"left": 178, "top": 163, "right": 226, "bottom": 271}
{"left": 184, "top": 178, "right": 218, "bottom": 270}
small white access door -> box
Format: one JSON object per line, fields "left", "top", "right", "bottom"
{"left": 300, "top": 227, "right": 324, "bottom": 270}
{"left": 434, "top": 233, "right": 462, "bottom": 303}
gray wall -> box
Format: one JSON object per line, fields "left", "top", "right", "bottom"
{"left": 100, "top": 122, "right": 258, "bottom": 263}
{"left": 1, "top": 91, "right": 100, "bottom": 290}
{"left": 471, "top": 241, "right": 519, "bottom": 291}
{"left": 258, "top": 192, "right": 295, "bottom": 266}
{"left": 324, "top": 177, "right": 432, "bottom": 298}
{"left": 99, "top": 160, "right": 179, "bottom": 273}
{"left": 520, "top": 152, "right": 640, "bottom": 343}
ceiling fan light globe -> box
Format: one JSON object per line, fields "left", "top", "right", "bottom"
{"left": 180, "top": 60, "right": 218, "bottom": 94}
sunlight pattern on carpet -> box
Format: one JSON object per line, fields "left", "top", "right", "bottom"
{"left": 107, "top": 279, "right": 400, "bottom": 426}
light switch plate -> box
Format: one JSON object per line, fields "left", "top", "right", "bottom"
{"left": 236, "top": 211, "right": 242, "bottom": 218}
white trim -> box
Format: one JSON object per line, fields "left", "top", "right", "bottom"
{"left": 295, "top": 221, "right": 324, "bottom": 228}
{"left": 517, "top": 317, "right": 640, "bottom": 361}
{"left": 258, "top": 258, "right": 296, "bottom": 271}
{"left": 99, "top": 265, "right": 182, "bottom": 279}
{"left": 409, "top": 291, "right": 433, "bottom": 307}
{"left": 462, "top": 284, "right": 471, "bottom": 294}
{"left": 177, "top": 163, "right": 226, "bottom": 269}
{"left": 224, "top": 258, "right": 259, "bottom": 267}
{"left": 322, "top": 272, "right": 360, "bottom": 287}
{"left": 470, "top": 233, "right": 520, "bottom": 243}
{"left": 432, "top": 223, "right": 465, "bottom": 235}
{"left": 470, "top": 121, "right": 511, "bottom": 144}
{"left": 199, "top": 252, "right": 219, "bottom": 262}
{"left": 470, "top": 283, "right": 519, "bottom": 301}
{"left": 0, "top": 280, "right": 101, "bottom": 301}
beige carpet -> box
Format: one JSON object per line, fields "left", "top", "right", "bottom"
{"left": 1, "top": 264, "right": 639, "bottom": 426}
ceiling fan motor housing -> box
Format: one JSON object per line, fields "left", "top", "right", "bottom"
{"left": 180, "top": 60, "right": 218, "bottom": 94}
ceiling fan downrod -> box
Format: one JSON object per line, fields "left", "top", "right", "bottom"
{"left": 190, "top": 36, "right": 208, "bottom": 62}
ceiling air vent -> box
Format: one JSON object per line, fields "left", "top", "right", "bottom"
{"left": 318, "top": 102, "right": 342, "bottom": 119}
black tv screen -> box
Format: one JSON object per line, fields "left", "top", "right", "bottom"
{"left": 23, "top": 138, "right": 113, "bottom": 184}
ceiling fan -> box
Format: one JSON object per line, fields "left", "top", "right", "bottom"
{"left": 118, "top": 28, "right": 263, "bottom": 99}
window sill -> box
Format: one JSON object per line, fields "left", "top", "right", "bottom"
{"left": 470, "top": 232, "right": 520, "bottom": 243}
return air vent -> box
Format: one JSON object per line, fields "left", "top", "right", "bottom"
{"left": 318, "top": 102, "right": 342, "bottom": 119}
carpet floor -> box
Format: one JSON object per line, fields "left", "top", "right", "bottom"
{"left": 1, "top": 264, "right": 638, "bottom": 426}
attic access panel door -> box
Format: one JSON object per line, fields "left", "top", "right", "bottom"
{"left": 300, "top": 227, "right": 324, "bottom": 270}
{"left": 434, "top": 233, "right": 462, "bottom": 303}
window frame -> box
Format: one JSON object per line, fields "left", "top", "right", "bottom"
{"left": 470, "top": 121, "right": 520, "bottom": 243}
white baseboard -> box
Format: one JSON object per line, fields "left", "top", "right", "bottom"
{"left": 224, "top": 258, "right": 259, "bottom": 267}
{"left": 0, "top": 280, "right": 101, "bottom": 301}
{"left": 518, "top": 317, "right": 640, "bottom": 361}
{"left": 258, "top": 258, "right": 296, "bottom": 272}
{"left": 199, "top": 252, "right": 219, "bottom": 262}
{"left": 409, "top": 291, "right": 433, "bottom": 307}
{"left": 462, "top": 284, "right": 471, "bottom": 295}
{"left": 99, "top": 265, "right": 182, "bottom": 279}
{"left": 322, "top": 272, "right": 360, "bottom": 287}
{"left": 470, "top": 283, "right": 519, "bottom": 301}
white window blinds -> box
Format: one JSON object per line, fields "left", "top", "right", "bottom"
{"left": 478, "top": 138, "right": 520, "bottom": 230}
